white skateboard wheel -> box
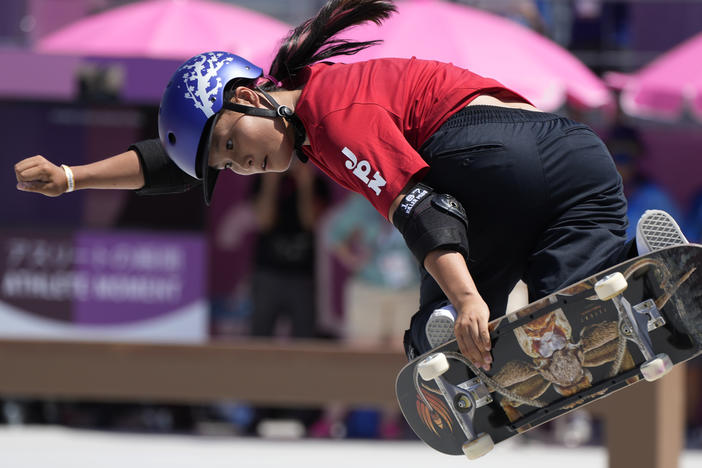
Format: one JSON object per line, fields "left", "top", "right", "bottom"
{"left": 417, "top": 353, "right": 450, "bottom": 381}
{"left": 462, "top": 433, "right": 495, "bottom": 460}
{"left": 641, "top": 353, "right": 674, "bottom": 382}
{"left": 594, "top": 272, "right": 628, "bottom": 301}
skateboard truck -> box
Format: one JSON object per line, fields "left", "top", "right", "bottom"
{"left": 594, "top": 273, "right": 674, "bottom": 382}
{"left": 416, "top": 353, "right": 495, "bottom": 460}
{"left": 457, "top": 377, "right": 493, "bottom": 410}
{"left": 634, "top": 299, "right": 666, "bottom": 332}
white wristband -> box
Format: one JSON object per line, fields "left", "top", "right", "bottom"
{"left": 61, "top": 164, "right": 75, "bottom": 192}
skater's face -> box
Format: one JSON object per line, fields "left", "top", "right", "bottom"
{"left": 208, "top": 87, "right": 294, "bottom": 175}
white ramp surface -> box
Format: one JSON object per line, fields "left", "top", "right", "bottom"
{"left": 0, "top": 426, "right": 701, "bottom": 468}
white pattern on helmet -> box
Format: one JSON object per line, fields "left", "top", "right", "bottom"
{"left": 182, "top": 52, "right": 234, "bottom": 118}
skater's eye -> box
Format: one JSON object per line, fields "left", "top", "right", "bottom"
{"left": 226, "top": 139, "right": 233, "bottom": 151}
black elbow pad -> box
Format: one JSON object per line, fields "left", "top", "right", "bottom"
{"left": 130, "top": 139, "right": 200, "bottom": 196}
{"left": 392, "top": 183, "right": 469, "bottom": 265}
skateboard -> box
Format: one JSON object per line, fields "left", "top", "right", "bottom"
{"left": 395, "top": 244, "right": 702, "bottom": 459}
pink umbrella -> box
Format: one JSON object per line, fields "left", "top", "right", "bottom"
{"left": 335, "top": 0, "right": 612, "bottom": 112}
{"left": 36, "top": 0, "right": 290, "bottom": 66}
{"left": 606, "top": 31, "right": 702, "bottom": 123}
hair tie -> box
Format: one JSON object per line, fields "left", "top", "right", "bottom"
{"left": 257, "top": 74, "right": 283, "bottom": 88}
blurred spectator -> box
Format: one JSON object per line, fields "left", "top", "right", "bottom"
{"left": 249, "top": 162, "right": 330, "bottom": 338}
{"left": 570, "top": 0, "right": 631, "bottom": 50}
{"left": 308, "top": 194, "right": 419, "bottom": 440}
{"left": 468, "top": 0, "right": 547, "bottom": 33}
{"left": 606, "top": 121, "right": 684, "bottom": 240}
{"left": 245, "top": 161, "right": 330, "bottom": 436}
{"left": 685, "top": 191, "right": 702, "bottom": 244}
{"left": 324, "top": 193, "right": 420, "bottom": 348}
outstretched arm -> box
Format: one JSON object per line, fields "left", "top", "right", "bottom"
{"left": 15, "top": 150, "right": 144, "bottom": 196}
{"left": 15, "top": 139, "right": 201, "bottom": 197}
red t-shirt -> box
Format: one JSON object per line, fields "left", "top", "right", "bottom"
{"left": 294, "top": 57, "right": 530, "bottom": 218}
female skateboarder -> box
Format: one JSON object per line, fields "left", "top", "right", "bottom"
{"left": 14, "top": 0, "right": 686, "bottom": 370}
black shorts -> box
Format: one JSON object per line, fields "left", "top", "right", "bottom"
{"left": 405, "top": 105, "right": 632, "bottom": 357}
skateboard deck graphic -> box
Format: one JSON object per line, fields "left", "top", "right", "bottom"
{"left": 395, "top": 244, "right": 702, "bottom": 458}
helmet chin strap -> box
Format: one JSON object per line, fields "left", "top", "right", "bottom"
{"left": 222, "top": 87, "right": 308, "bottom": 163}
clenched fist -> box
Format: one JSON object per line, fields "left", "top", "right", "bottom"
{"left": 15, "top": 155, "right": 69, "bottom": 197}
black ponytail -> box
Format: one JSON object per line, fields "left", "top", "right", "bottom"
{"left": 267, "top": 0, "right": 397, "bottom": 87}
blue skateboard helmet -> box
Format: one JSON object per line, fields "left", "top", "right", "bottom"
{"left": 158, "top": 51, "right": 263, "bottom": 205}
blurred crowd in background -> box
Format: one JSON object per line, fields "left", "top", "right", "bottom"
{"left": 1, "top": 0, "right": 701, "bottom": 448}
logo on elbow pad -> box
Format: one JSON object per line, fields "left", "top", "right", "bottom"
{"left": 399, "top": 186, "right": 430, "bottom": 215}
{"left": 341, "top": 147, "right": 387, "bottom": 196}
